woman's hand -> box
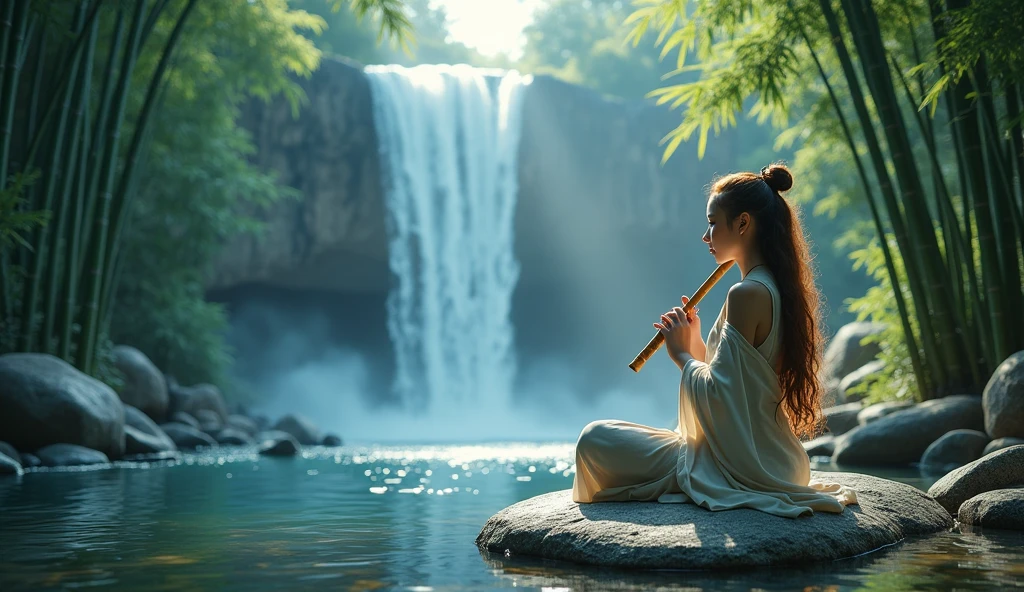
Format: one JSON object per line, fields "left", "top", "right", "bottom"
{"left": 653, "top": 296, "right": 702, "bottom": 366}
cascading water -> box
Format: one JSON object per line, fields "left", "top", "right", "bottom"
{"left": 365, "top": 64, "right": 531, "bottom": 411}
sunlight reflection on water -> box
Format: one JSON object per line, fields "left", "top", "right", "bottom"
{"left": 0, "top": 443, "right": 1021, "bottom": 591}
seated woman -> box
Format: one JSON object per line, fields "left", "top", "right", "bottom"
{"left": 572, "top": 163, "right": 858, "bottom": 518}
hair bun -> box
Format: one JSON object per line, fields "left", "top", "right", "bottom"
{"left": 760, "top": 164, "right": 793, "bottom": 193}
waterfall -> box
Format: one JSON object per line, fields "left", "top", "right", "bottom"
{"left": 365, "top": 64, "right": 531, "bottom": 411}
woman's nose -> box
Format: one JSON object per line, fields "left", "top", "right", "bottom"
{"left": 702, "top": 231, "right": 710, "bottom": 243}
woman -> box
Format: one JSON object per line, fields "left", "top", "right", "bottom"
{"left": 572, "top": 163, "right": 857, "bottom": 518}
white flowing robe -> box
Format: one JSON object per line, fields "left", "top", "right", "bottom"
{"left": 573, "top": 268, "right": 857, "bottom": 518}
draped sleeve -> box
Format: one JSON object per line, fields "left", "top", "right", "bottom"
{"left": 667, "top": 320, "right": 858, "bottom": 518}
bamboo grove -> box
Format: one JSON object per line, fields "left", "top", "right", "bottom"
{"left": 0, "top": 0, "right": 198, "bottom": 375}
{"left": 629, "top": 0, "right": 1023, "bottom": 399}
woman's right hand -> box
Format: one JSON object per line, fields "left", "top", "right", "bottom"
{"left": 681, "top": 296, "right": 705, "bottom": 357}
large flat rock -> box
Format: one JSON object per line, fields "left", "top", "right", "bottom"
{"left": 476, "top": 471, "right": 951, "bottom": 570}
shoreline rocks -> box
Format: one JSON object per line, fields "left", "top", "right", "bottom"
{"left": 927, "top": 445, "right": 1024, "bottom": 516}
{"left": 476, "top": 471, "right": 952, "bottom": 570}
{"left": 0, "top": 353, "right": 125, "bottom": 459}
{"left": 832, "top": 395, "right": 983, "bottom": 467}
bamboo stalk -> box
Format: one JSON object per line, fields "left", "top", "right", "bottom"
{"left": 19, "top": 2, "right": 88, "bottom": 352}
{"left": 79, "top": 8, "right": 125, "bottom": 275}
{"left": 820, "top": 0, "right": 947, "bottom": 395}
{"left": 841, "top": 0, "right": 969, "bottom": 393}
{"left": 0, "top": 1, "right": 30, "bottom": 193}
{"left": 76, "top": 1, "right": 148, "bottom": 374}
{"left": 791, "top": 0, "right": 928, "bottom": 399}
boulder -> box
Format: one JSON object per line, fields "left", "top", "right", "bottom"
{"left": 19, "top": 453, "right": 41, "bottom": 468}
{"left": 858, "top": 401, "right": 914, "bottom": 426}
{"left": 833, "top": 395, "right": 984, "bottom": 467}
{"left": 839, "top": 360, "right": 886, "bottom": 403}
{"left": 0, "top": 353, "right": 125, "bottom": 459}
{"left": 215, "top": 428, "right": 253, "bottom": 446}
{"left": 225, "top": 414, "right": 258, "bottom": 437}
{"left": 803, "top": 435, "right": 836, "bottom": 458}
{"left": 476, "top": 471, "right": 951, "bottom": 569}
{"left": 958, "top": 488, "right": 1024, "bottom": 531}
{"left": 123, "top": 405, "right": 177, "bottom": 455}
{"left": 170, "top": 411, "right": 199, "bottom": 428}
{"left": 824, "top": 403, "right": 862, "bottom": 436}
{"left": 0, "top": 441, "right": 20, "bottom": 464}
{"left": 160, "top": 422, "right": 218, "bottom": 450}
{"left": 168, "top": 383, "right": 228, "bottom": 422}
{"left": 272, "top": 414, "right": 321, "bottom": 445}
{"left": 259, "top": 435, "right": 300, "bottom": 457}
{"left": 919, "top": 429, "right": 990, "bottom": 474}
{"left": 984, "top": 437, "right": 1024, "bottom": 456}
{"left": 123, "top": 450, "right": 181, "bottom": 463}
{"left": 0, "top": 452, "right": 23, "bottom": 476}
{"left": 112, "top": 345, "right": 168, "bottom": 421}
{"left": 982, "top": 351, "right": 1024, "bottom": 439}
{"left": 927, "top": 445, "right": 1024, "bottom": 515}
{"left": 36, "top": 443, "right": 109, "bottom": 467}
{"left": 322, "top": 433, "right": 343, "bottom": 447}
{"left": 822, "top": 323, "right": 885, "bottom": 383}
{"left": 194, "top": 409, "right": 222, "bottom": 429}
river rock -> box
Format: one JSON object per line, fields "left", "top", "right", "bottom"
{"left": 273, "top": 414, "right": 321, "bottom": 445}
{"left": 824, "top": 403, "right": 862, "bottom": 435}
{"left": 984, "top": 437, "right": 1024, "bottom": 456}
{"left": 168, "top": 383, "right": 228, "bottom": 422}
{"left": 919, "top": 429, "right": 990, "bottom": 474}
{"left": 927, "top": 445, "right": 1024, "bottom": 515}
{"left": 123, "top": 405, "right": 177, "bottom": 455}
{"left": 215, "top": 428, "right": 253, "bottom": 446}
{"left": 112, "top": 345, "right": 168, "bottom": 421}
{"left": 226, "top": 414, "right": 258, "bottom": 437}
{"left": 195, "top": 409, "right": 222, "bottom": 429}
{"left": 983, "top": 351, "right": 1024, "bottom": 439}
{"left": 0, "top": 441, "right": 20, "bottom": 464}
{"left": 170, "top": 411, "right": 199, "bottom": 428}
{"left": 160, "top": 422, "right": 218, "bottom": 450}
{"left": 833, "top": 395, "right": 983, "bottom": 467}
{"left": 0, "top": 353, "right": 125, "bottom": 459}
{"left": 476, "top": 471, "right": 951, "bottom": 569}
{"left": 957, "top": 488, "right": 1024, "bottom": 530}
{"left": 858, "top": 401, "right": 914, "bottom": 426}
{"left": 36, "top": 444, "right": 110, "bottom": 467}
{"left": 0, "top": 452, "right": 23, "bottom": 476}
{"left": 19, "top": 453, "right": 41, "bottom": 468}
{"left": 823, "top": 323, "right": 885, "bottom": 383}
{"left": 259, "top": 435, "right": 300, "bottom": 457}
{"left": 803, "top": 435, "right": 836, "bottom": 458}
{"left": 322, "top": 433, "right": 343, "bottom": 447}
{"left": 839, "top": 360, "right": 886, "bottom": 403}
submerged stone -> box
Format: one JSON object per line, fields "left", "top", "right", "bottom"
{"left": 476, "top": 471, "right": 951, "bottom": 570}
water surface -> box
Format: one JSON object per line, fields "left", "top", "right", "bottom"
{"left": 1, "top": 443, "right": 1022, "bottom": 591}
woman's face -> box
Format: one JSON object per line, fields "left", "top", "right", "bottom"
{"left": 702, "top": 196, "right": 739, "bottom": 264}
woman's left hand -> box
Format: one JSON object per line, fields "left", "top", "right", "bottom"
{"left": 654, "top": 305, "right": 696, "bottom": 362}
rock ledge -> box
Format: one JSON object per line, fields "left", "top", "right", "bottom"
{"left": 476, "top": 471, "right": 951, "bottom": 569}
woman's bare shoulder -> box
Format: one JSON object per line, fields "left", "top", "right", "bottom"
{"left": 723, "top": 281, "right": 773, "bottom": 346}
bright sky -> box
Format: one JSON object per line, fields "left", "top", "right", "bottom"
{"left": 432, "top": 0, "right": 545, "bottom": 60}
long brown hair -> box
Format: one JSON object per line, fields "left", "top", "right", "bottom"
{"left": 710, "top": 162, "right": 824, "bottom": 439}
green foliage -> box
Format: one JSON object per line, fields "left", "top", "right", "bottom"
{"left": 109, "top": 0, "right": 319, "bottom": 392}
{"left": 0, "top": 172, "right": 49, "bottom": 253}
{"left": 518, "top": 0, "right": 673, "bottom": 100}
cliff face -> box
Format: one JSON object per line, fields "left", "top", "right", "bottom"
{"left": 210, "top": 58, "right": 389, "bottom": 293}
{"left": 210, "top": 58, "right": 733, "bottom": 296}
